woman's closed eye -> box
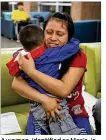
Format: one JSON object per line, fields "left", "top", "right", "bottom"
{"left": 46, "top": 30, "right": 53, "bottom": 35}
{"left": 57, "top": 32, "right": 65, "bottom": 37}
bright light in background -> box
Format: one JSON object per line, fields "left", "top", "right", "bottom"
{"left": 38, "top": 1, "right": 71, "bottom": 13}
{"left": 9, "top": 1, "right": 17, "bottom": 11}
{"left": 8, "top": 1, "right": 71, "bottom": 13}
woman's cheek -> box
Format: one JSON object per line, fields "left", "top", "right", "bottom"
{"left": 60, "top": 37, "right": 68, "bottom": 46}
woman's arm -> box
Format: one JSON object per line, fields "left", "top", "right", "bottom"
{"left": 28, "top": 67, "right": 84, "bottom": 98}
{"left": 12, "top": 76, "right": 63, "bottom": 121}
{"left": 18, "top": 53, "right": 85, "bottom": 98}
{"left": 12, "top": 76, "right": 47, "bottom": 103}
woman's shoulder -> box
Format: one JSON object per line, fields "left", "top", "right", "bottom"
{"left": 74, "top": 50, "right": 87, "bottom": 61}
{"left": 70, "top": 50, "right": 87, "bottom": 69}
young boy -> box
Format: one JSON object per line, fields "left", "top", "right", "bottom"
{"left": 7, "top": 25, "right": 81, "bottom": 135}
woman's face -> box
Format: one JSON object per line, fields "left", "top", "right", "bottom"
{"left": 44, "top": 19, "right": 68, "bottom": 48}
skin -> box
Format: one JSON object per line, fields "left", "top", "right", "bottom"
{"left": 44, "top": 19, "right": 68, "bottom": 48}
{"left": 12, "top": 19, "right": 85, "bottom": 121}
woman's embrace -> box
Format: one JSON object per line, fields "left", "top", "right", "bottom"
{"left": 11, "top": 12, "right": 92, "bottom": 135}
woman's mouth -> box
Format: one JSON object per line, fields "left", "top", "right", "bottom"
{"left": 47, "top": 43, "right": 59, "bottom": 48}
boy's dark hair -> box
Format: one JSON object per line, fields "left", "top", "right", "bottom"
{"left": 19, "top": 24, "right": 44, "bottom": 51}
{"left": 17, "top": 2, "right": 23, "bottom": 6}
{"left": 43, "top": 12, "right": 75, "bottom": 41}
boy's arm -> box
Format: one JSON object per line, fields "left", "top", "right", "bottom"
{"left": 12, "top": 76, "right": 63, "bottom": 121}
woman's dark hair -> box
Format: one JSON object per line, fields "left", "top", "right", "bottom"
{"left": 43, "top": 12, "right": 75, "bottom": 41}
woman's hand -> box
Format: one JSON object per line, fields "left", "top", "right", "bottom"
{"left": 41, "top": 95, "right": 63, "bottom": 121}
{"left": 18, "top": 53, "right": 35, "bottom": 75}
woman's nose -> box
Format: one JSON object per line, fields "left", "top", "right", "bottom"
{"left": 50, "top": 33, "right": 57, "bottom": 41}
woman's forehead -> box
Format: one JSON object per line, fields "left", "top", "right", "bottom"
{"left": 46, "top": 19, "right": 67, "bottom": 30}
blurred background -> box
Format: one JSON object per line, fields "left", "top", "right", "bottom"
{"left": 1, "top": 1, "right": 101, "bottom": 20}
{"left": 1, "top": 1, "right": 101, "bottom": 47}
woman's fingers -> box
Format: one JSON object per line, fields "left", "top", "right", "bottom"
{"left": 19, "top": 66, "right": 22, "bottom": 70}
{"left": 18, "top": 53, "right": 23, "bottom": 65}
{"left": 55, "top": 108, "right": 63, "bottom": 120}
{"left": 18, "top": 53, "right": 27, "bottom": 65}
{"left": 46, "top": 112, "right": 50, "bottom": 119}
{"left": 17, "top": 52, "right": 35, "bottom": 75}
{"left": 50, "top": 106, "right": 63, "bottom": 121}
{"left": 56, "top": 98, "right": 62, "bottom": 103}
{"left": 51, "top": 111, "right": 56, "bottom": 122}
{"left": 18, "top": 53, "right": 32, "bottom": 64}
{"left": 57, "top": 105, "right": 62, "bottom": 110}
{"left": 26, "top": 53, "right": 32, "bottom": 60}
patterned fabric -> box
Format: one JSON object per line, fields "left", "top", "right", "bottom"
{"left": 27, "top": 113, "right": 49, "bottom": 135}
{"left": 27, "top": 113, "right": 92, "bottom": 135}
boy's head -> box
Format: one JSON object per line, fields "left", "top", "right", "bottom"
{"left": 19, "top": 24, "right": 44, "bottom": 51}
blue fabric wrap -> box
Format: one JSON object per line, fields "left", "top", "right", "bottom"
{"left": 73, "top": 117, "right": 92, "bottom": 134}
{"left": 20, "top": 38, "right": 80, "bottom": 94}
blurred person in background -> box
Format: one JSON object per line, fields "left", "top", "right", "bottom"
{"left": 92, "top": 98, "right": 101, "bottom": 135}
{"left": 11, "top": 2, "right": 31, "bottom": 42}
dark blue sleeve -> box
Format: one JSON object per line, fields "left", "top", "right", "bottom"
{"left": 20, "top": 71, "right": 29, "bottom": 80}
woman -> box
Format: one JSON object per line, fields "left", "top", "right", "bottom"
{"left": 12, "top": 12, "right": 92, "bottom": 135}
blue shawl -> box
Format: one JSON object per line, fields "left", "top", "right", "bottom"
{"left": 20, "top": 38, "right": 80, "bottom": 95}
